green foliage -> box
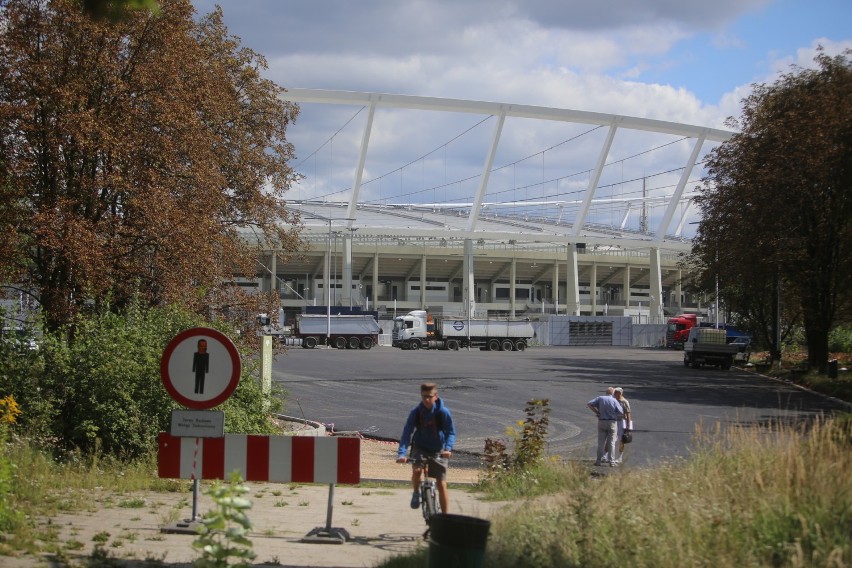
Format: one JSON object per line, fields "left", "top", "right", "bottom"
{"left": 0, "top": 435, "right": 186, "bottom": 553}
{"left": 0, "top": 0, "right": 302, "bottom": 332}
{"left": 377, "top": 416, "right": 852, "bottom": 568}
{"left": 479, "top": 459, "right": 585, "bottom": 502}
{"left": 193, "top": 472, "right": 256, "bottom": 567}
{"left": 691, "top": 49, "right": 852, "bottom": 371}
{"left": 0, "top": 396, "right": 24, "bottom": 532}
{"left": 80, "top": 0, "right": 161, "bottom": 22}
{"left": 480, "top": 399, "right": 551, "bottom": 483}
{"left": 829, "top": 325, "right": 852, "bottom": 353}
{"left": 0, "top": 302, "right": 282, "bottom": 459}
{"left": 513, "top": 399, "right": 550, "bottom": 469}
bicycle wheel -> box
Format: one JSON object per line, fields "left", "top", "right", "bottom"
{"left": 422, "top": 481, "right": 438, "bottom": 522}
{"left": 430, "top": 482, "right": 441, "bottom": 514}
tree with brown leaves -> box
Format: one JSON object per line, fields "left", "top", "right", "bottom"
{"left": 0, "top": 0, "right": 302, "bottom": 332}
{"left": 691, "top": 49, "right": 851, "bottom": 372}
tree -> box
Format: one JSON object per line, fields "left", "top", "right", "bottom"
{"left": 0, "top": 0, "right": 302, "bottom": 332}
{"left": 691, "top": 49, "right": 852, "bottom": 372}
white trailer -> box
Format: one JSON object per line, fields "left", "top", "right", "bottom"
{"left": 295, "top": 314, "right": 381, "bottom": 350}
{"left": 392, "top": 310, "right": 534, "bottom": 351}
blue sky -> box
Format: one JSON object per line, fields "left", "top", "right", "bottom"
{"left": 189, "top": 0, "right": 850, "bottom": 232}
{"left": 639, "top": 0, "right": 852, "bottom": 103}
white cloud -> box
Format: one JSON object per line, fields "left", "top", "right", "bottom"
{"left": 786, "top": 39, "right": 852, "bottom": 72}
{"left": 197, "top": 0, "right": 847, "bottom": 223}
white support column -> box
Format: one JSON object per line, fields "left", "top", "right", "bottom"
{"left": 676, "top": 269, "right": 683, "bottom": 311}
{"left": 464, "top": 239, "right": 475, "bottom": 317}
{"left": 420, "top": 255, "right": 427, "bottom": 310}
{"left": 324, "top": 250, "right": 331, "bottom": 307}
{"left": 566, "top": 246, "right": 580, "bottom": 316}
{"left": 655, "top": 133, "right": 706, "bottom": 243}
{"left": 510, "top": 258, "right": 517, "bottom": 318}
{"left": 466, "top": 110, "right": 506, "bottom": 234}
{"left": 590, "top": 263, "right": 598, "bottom": 316}
{"left": 552, "top": 260, "right": 559, "bottom": 315}
{"left": 270, "top": 252, "right": 277, "bottom": 293}
{"left": 573, "top": 123, "right": 618, "bottom": 236}
{"left": 372, "top": 253, "right": 379, "bottom": 308}
{"left": 649, "top": 248, "right": 663, "bottom": 323}
{"left": 345, "top": 99, "right": 377, "bottom": 223}
{"left": 343, "top": 236, "right": 353, "bottom": 307}
{"left": 623, "top": 264, "right": 631, "bottom": 309}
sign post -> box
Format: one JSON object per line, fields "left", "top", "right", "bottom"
{"left": 159, "top": 327, "right": 241, "bottom": 532}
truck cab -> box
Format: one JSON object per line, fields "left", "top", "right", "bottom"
{"left": 666, "top": 313, "right": 698, "bottom": 349}
{"left": 392, "top": 310, "right": 429, "bottom": 347}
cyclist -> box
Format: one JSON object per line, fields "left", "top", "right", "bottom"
{"left": 396, "top": 382, "right": 456, "bottom": 513}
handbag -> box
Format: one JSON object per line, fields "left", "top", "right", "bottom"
{"left": 621, "top": 431, "right": 633, "bottom": 444}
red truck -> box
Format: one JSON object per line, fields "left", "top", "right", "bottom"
{"left": 666, "top": 314, "right": 698, "bottom": 349}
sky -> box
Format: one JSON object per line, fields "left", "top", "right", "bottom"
{"left": 190, "top": 0, "right": 851, "bottom": 235}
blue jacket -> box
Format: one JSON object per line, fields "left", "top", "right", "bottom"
{"left": 397, "top": 397, "right": 456, "bottom": 458}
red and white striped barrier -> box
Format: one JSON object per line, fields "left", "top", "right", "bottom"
{"left": 158, "top": 433, "right": 360, "bottom": 484}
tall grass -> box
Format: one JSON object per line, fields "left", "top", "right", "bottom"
{"left": 483, "top": 416, "right": 850, "bottom": 568}
{"left": 0, "top": 436, "right": 185, "bottom": 555}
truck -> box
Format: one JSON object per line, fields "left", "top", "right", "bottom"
{"left": 392, "top": 310, "right": 534, "bottom": 351}
{"left": 257, "top": 310, "right": 289, "bottom": 340}
{"left": 294, "top": 314, "right": 382, "bottom": 350}
{"left": 683, "top": 327, "right": 739, "bottom": 370}
{"left": 666, "top": 314, "right": 698, "bottom": 349}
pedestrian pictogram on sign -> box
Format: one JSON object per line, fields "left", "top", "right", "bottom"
{"left": 160, "top": 328, "right": 241, "bottom": 409}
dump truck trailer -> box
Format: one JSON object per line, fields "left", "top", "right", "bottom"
{"left": 392, "top": 310, "right": 534, "bottom": 351}
{"left": 295, "top": 314, "right": 381, "bottom": 349}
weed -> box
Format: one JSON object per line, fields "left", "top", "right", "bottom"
{"left": 64, "top": 539, "right": 85, "bottom": 550}
{"left": 192, "top": 471, "right": 256, "bottom": 567}
{"left": 118, "top": 497, "right": 146, "bottom": 508}
{"left": 159, "top": 507, "right": 181, "bottom": 525}
{"left": 480, "top": 399, "right": 551, "bottom": 483}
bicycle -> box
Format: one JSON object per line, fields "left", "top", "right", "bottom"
{"left": 410, "top": 452, "right": 443, "bottom": 534}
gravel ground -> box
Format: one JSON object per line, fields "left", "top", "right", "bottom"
{"left": 359, "top": 437, "right": 483, "bottom": 484}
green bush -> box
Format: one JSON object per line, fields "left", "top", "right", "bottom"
{"left": 0, "top": 303, "right": 281, "bottom": 460}
{"left": 828, "top": 324, "right": 852, "bottom": 353}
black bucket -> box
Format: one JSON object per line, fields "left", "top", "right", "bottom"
{"left": 428, "top": 513, "right": 491, "bottom": 568}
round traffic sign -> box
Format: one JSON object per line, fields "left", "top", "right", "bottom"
{"left": 160, "top": 327, "right": 241, "bottom": 409}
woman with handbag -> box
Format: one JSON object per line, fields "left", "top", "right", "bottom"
{"left": 612, "top": 387, "right": 633, "bottom": 464}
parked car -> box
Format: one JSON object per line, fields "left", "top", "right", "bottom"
{"left": 730, "top": 336, "right": 752, "bottom": 363}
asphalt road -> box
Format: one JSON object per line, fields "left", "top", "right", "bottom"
{"left": 271, "top": 345, "right": 848, "bottom": 467}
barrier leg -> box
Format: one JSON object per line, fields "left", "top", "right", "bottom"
{"left": 301, "top": 484, "right": 351, "bottom": 544}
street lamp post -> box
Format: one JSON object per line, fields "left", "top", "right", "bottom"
{"left": 324, "top": 218, "right": 355, "bottom": 346}
{"left": 326, "top": 221, "right": 332, "bottom": 345}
